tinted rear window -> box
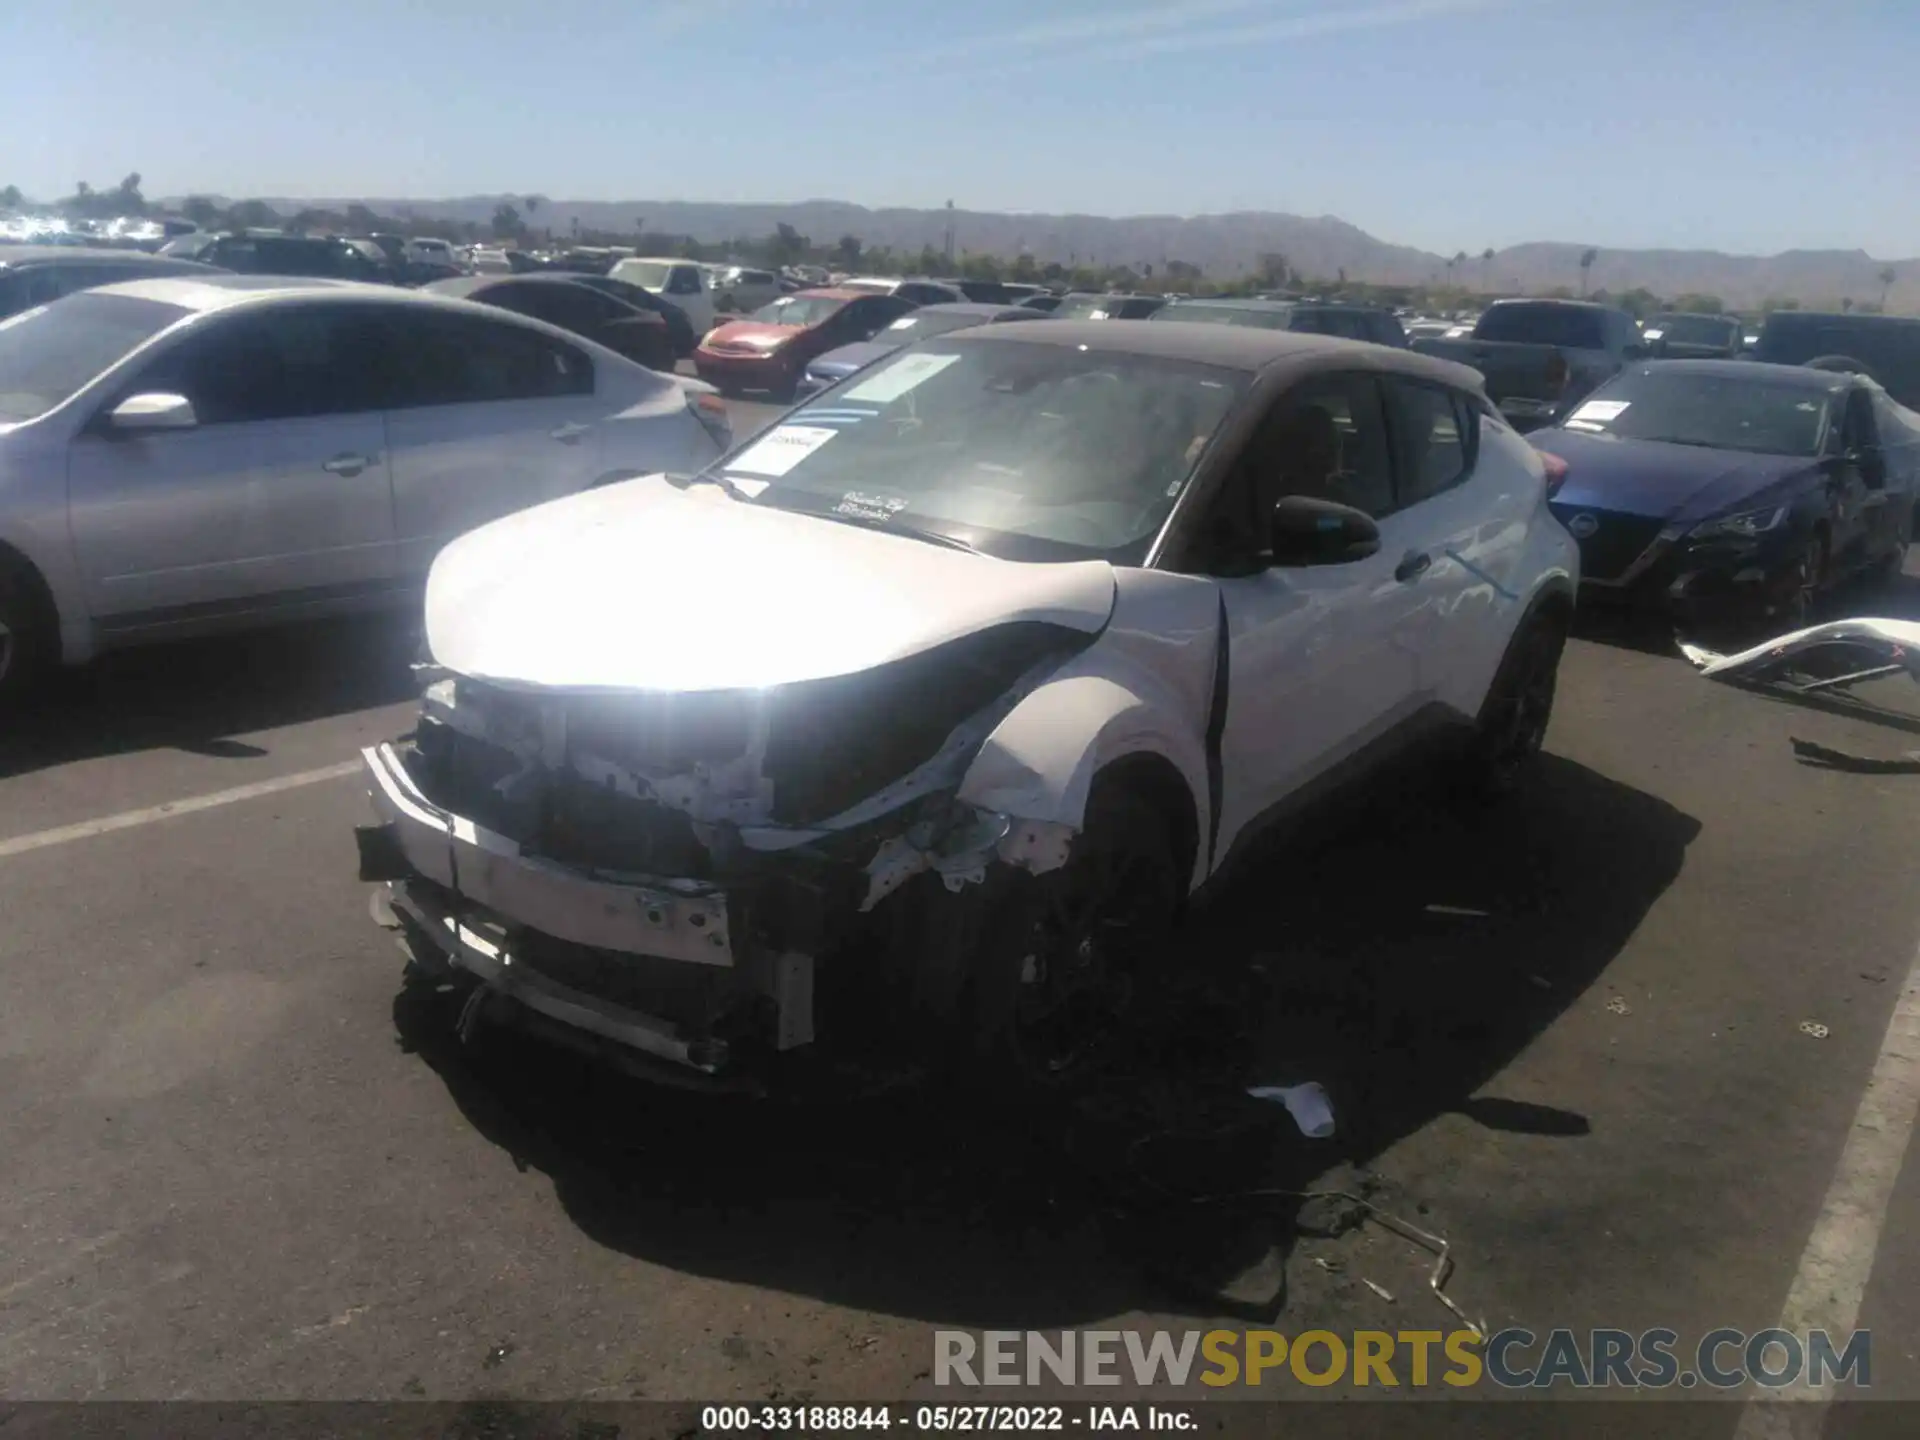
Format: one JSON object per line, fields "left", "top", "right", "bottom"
{"left": 1474, "top": 304, "right": 1608, "bottom": 349}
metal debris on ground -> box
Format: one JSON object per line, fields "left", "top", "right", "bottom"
{"left": 1800, "top": 1021, "right": 1830, "bottom": 1039}
{"left": 1245, "top": 1082, "right": 1336, "bottom": 1138}
{"left": 1606, "top": 997, "right": 1631, "bottom": 1015}
{"left": 1678, "top": 618, "right": 1920, "bottom": 688}
{"left": 1313, "top": 1257, "right": 1345, "bottom": 1274}
{"left": 1189, "top": 1187, "right": 1485, "bottom": 1340}
{"left": 482, "top": 1342, "right": 515, "bottom": 1369}
{"left": 1789, "top": 738, "right": 1920, "bottom": 774}
{"left": 1362, "top": 1279, "right": 1396, "bottom": 1303}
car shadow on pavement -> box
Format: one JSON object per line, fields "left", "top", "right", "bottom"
{"left": 391, "top": 751, "right": 1699, "bottom": 1331}
{"left": 0, "top": 616, "right": 422, "bottom": 780}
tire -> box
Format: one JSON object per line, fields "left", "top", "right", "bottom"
{"left": 0, "top": 559, "right": 53, "bottom": 708}
{"left": 1461, "top": 607, "right": 1569, "bottom": 801}
{"left": 963, "top": 782, "right": 1182, "bottom": 1095}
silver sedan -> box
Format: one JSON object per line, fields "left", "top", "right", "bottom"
{"left": 0, "top": 275, "right": 732, "bottom": 701}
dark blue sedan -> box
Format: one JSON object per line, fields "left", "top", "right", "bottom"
{"left": 794, "top": 302, "right": 1040, "bottom": 401}
{"left": 1531, "top": 361, "right": 1916, "bottom": 630}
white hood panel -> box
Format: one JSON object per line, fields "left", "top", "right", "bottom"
{"left": 424, "top": 477, "right": 1117, "bottom": 692}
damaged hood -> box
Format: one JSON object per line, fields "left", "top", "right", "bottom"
{"left": 424, "top": 477, "right": 1118, "bottom": 692}
{"left": 1533, "top": 428, "right": 1819, "bottom": 524}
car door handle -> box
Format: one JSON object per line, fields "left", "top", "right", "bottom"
{"left": 322, "top": 453, "right": 374, "bottom": 476}
{"left": 550, "top": 422, "right": 591, "bottom": 444}
{"left": 1395, "top": 550, "right": 1433, "bottom": 583}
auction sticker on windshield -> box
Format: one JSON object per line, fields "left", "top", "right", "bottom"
{"left": 727, "top": 424, "right": 839, "bottom": 477}
{"left": 843, "top": 352, "right": 961, "bottom": 404}
{"left": 834, "top": 491, "right": 908, "bottom": 521}
{"left": 1569, "top": 399, "right": 1631, "bottom": 424}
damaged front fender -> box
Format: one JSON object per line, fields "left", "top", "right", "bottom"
{"left": 954, "top": 661, "right": 1212, "bottom": 894}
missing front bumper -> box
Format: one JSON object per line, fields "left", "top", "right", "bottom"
{"left": 360, "top": 742, "right": 815, "bottom": 1077}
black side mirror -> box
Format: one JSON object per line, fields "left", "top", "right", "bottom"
{"left": 1269, "top": 495, "right": 1381, "bottom": 566}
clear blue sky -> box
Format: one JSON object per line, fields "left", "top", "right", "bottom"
{"left": 7, "top": 0, "right": 1917, "bottom": 258}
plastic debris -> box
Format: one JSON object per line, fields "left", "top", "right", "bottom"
{"left": 483, "top": 1342, "right": 515, "bottom": 1370}
{"left": 1362, "top": 1279, "right": 1396, "bottom": 1303}
{"left": 1800, "top": 1021, "right": 1830, "bottom": 1039}
{"left": 1426, "top": 904, "right": 1491, "bottom": 917}
{"left": 1606, "top": 997, "right": 1631, "bottom": 1015}
{"left": 1247, "top": 1081, "right": 1336, "bottom": 1138}
{"left": 1529, "top": 974, "right": 1554, "bottom": 990}
{"left": 1679, "top": 618, "right": 1920, "bottom": 686}
{"left": 1313, "top": 1257, "right": 1345, "bottom": 1274}
{"left": 1790, "top": 738, "right": 1920, "bottom": 774}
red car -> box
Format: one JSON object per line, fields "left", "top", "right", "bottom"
{"left": 694, "top": 288, "right": 917, "bottom": 399}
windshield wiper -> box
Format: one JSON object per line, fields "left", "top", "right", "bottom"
{"left": 809, "top": 507, "right": 982, "bottom": 554}
{"left": 665, "top": 470, "right": 754, "bottom": 501}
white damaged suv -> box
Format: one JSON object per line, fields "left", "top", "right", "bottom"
{"left": 358, "top": 321, "right": 1578, "bottom": 1089}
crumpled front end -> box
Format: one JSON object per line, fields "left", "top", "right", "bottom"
{"left": 356, "top": 624, "right": 1092, "bottom": 1084}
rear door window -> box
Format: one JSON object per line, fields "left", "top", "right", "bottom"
{"left": 1383, "top": 379, "right": 1477, "bottom": 505}
{"left": 384, "top": 310, "right": 594, "bottom": 407}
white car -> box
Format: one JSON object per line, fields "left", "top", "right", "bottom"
{"left": 404, "top": 237, "right": 458, "bottom": 269}
{"left": 359, "top": 321, "right": 1578, "bottom": 1090}
{"left": 0, "top": 276, "right": 730, "bottom": 699}
{"left": 710, "top": 266, "right": 783, "bottom": 314}
{"left": 607, "top": 256, "right": 716, "bottom": 336}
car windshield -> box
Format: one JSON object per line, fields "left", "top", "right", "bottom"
{"left": 1152, "top": 304, "right": 1292, "bottom": 330}
{"left": 1654, "top": 315, "right": 1737, "bottom": 345}
{"left": 617, "top": 261, "right": 673, "bottom": 289}
{"left": 877, "top": 310, "right": 995, "bottom": 342}
{"left": 1559, "top": 368, "right": 1833, "bottom": 456}
{"left": 748, "top": 295, "right": 846, "bottom": 327}
{"left": 0, "top": 292, "right": 188, "bottom": 422}
{"left": 710, "top": 338, "right": 1249, "bottom": 562}
{"left": 1052, "top": 295, "right": 1123, "bottom": 320}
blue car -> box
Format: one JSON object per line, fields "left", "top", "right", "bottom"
{"left": 794, "top": 302, "right": 1040, "bottom": 401}
{"left": 1531, "top": 360, "right": 1916, "bottom": 631}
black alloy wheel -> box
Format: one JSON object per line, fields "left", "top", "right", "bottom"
{"left": 1467, "top": 613, "right": 1567, "bottom": 798}
{"left": 981, "top": 786, "right": 1181, "bottom": 1090}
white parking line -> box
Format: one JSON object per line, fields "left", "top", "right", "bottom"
{"left": 0, "top": 760, "right": 362, "bottom": 861}
{"left": 1734, "top": 935, "right": 1920, "bottom": 1439}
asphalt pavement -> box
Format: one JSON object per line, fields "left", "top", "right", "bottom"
{"left": 2, "top": 415, "right": 1918, "bottom": 1428}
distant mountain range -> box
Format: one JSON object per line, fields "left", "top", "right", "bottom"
{"left": 163, "top": 194, "right": 1919, "bottom": 312}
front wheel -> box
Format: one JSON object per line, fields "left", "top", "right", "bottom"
{"left": 965, "top": 784, "right": 1182, "bottom": 1094}
{"left": 0, "top": 562, "right": 53, "bottom": 708}
{"left": 1461, "top": 609, "right": 1568, "bottom": 801}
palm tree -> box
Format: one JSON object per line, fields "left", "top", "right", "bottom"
{"left": 1579, "top": 248, "right": 1599, "bottom": 297}
{"left": 1878, "top": 265, "right": 1897, "bottom": 311}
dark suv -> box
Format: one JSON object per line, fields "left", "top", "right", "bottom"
{"left": 192, "top": 234, "right": 397, "bottom": 283}
{"left": 1754, "top": 312, "right": 1920, "bottom": 408}
{"left": 0, "top": 245, "right": 226, "bottom": 320}
{"left": 1151, "top": 297, "right": 1409, "bottom": 346}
